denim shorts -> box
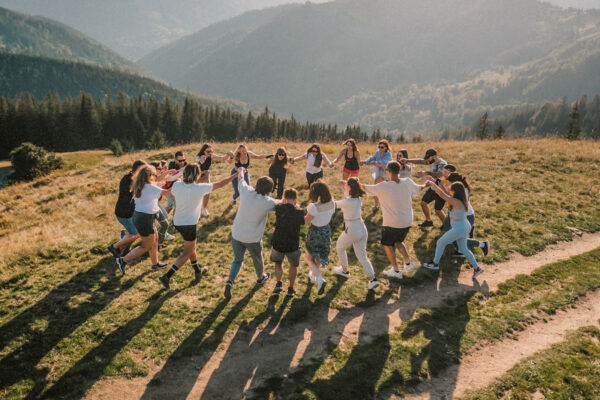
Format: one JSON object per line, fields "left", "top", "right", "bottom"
{"left": 116, "top": 216, "right": 138, "bottom": 235}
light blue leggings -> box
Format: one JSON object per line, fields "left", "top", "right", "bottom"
{"left": 433, "top": 219, "right": 479, "bottom": 269}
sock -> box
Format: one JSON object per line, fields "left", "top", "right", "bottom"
{"left": 166, "top": 265, "right": 178, "bottom": 278}
{"left": 479, "top": 242, "right": 485, "bottom": 248}
{"left": 191, "top": 260, "right": 201, "bottom": 273}
{"left": 317, "top": 274, "right": 325, "bottom": 286}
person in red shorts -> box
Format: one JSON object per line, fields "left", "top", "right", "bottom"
{"left": 332, "top": 138, "right": 361, "bottom": 180}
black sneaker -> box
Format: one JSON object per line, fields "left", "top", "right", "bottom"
{"left": 257, "top": 272, "right": 271, "bottom": 285}
{"left": 317, "top": 280, "right": 327, "bottom": 295}
{"left": 107, "top": 244, "right": 120, "bottom": 258}
{"left": 116, "top": 257, "right": 126, "bottom": 274}
{"left": 452, "top": 251, "right": 465, "bottom": 258}
{"left": 482, "top": 241, "right": 490, "bottom": 256}
{"left": 158, "top": 275, "right": 170, "bottom": 289}
{"left": 120, "top": 230, "right": 126, "bottom": 239}
{"left": 152, "top": 262, "right": 168, "bottom": 270}
{"left": 273, "top": 281, "right": 283, "bottom": 294}
{"left": 419, "top": 220, "right": 434, "bottom": 227}
{"left": 286, "top": 287, "right": 296, "bottom": 297}
{"left": 194, "top": 267, "right": 208, "bottom": 279}
{"left": 224, "top": 281, "right": 233, "bottom": 298}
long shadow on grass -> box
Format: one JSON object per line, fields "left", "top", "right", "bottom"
{"left": 0, "top": 257, "right": 150, "bottom": 396}
{"left": 139, "top": 285, "right": 261, "bottom": 399}
{"left": 42, "top": 288, "right": 179, "bottom": 399}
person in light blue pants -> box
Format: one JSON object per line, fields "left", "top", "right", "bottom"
{"left": 422, "top": 180, "right": 484, "bottom": 278}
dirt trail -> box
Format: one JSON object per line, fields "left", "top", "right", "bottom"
{"left": 400, "top": 290, "right": 600, "bottom": 400}
{"left": 85, "top": 232, "right": 600, "bottom": 400}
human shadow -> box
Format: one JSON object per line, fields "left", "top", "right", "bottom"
{"left": 0, "top": 257, "right": 150, "bottom": 396}
{"left": 139, "top": 286, "right": 260, "bottom": 399}
{"left": 42, "top": 288, "right": 179, "bottom": 399}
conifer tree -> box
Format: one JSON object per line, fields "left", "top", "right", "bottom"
{"left": 476, "top": 112, "right": 489, "bottom": 140}
{"left": 565, "top": 102, "right": 581, "bottom": 140}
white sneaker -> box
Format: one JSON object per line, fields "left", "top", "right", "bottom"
{"left": 368, "top": 279, "right": 379, "bottom": 290}
{"left": 332, "top": 266, "right": 350, "bottom": 278}
{"left": 164, "top": 233, "right": 175, "bottom": 241}
{"left": 308, "top": 271, "right": 316, "bottom": 284}
{"left": 403, "top": 262, "right": 417, "bottom": 273}
{"left": 383, "top": 268, "right": 403, "bottom": 280}
{"left": 201, "top": 208, "right": 210, "bottom": 217}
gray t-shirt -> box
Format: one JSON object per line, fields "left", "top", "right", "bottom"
{"left": 429, "top": 157, "right": 447, "bottom": 175}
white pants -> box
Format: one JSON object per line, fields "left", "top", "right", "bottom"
{"left": 336, "top": 220, "right": 374, "bottom": 277}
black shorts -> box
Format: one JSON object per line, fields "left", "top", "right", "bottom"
{"left": 381, "top": 226, "right": 410, "bottom": 246}
{"left": 132, "top": 211, "right": 156, "bottom": 237}
{"left": 422, "top": 188, "right": 446, "bottom": 210}
{"left": 175, "top": 224, "right": 197, "bottom": 241}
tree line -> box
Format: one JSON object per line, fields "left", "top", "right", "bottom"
{"left": 0, "top": 92, "right": 381, "bottom": 159}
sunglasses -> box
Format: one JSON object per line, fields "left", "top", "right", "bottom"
{"left": 378, "top": 146, "right": 386, "bottom": 149}
{"left": 177, "top": 158, "right": 185, "bottom": 162}
{"left": 310, "top": 150, "right": 318, "bottom": 153}
{"left": 277, "top": 153, "right": 285, "bottom": 156}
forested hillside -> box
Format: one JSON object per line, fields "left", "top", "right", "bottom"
{"left": 140, "top": 0, "right": 600, "bottom": 134}
{"left": 0, "top": 6, "right": 143, "bottom": 74}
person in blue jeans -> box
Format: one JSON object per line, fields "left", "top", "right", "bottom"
{"left": 228, "top": 144, "right": 269, "bottom": 204}
{"left": 422, "top": 180, "right": 484, "bottom": 278}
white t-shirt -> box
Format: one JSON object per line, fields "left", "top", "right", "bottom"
{"left": 171, "top": 182, "right": 213, "bottom": 226}
{"left": 364, "top": 178, "right": 422, "bottom": 228}
{"left": 232, "top": 178, "right": 278, "bottom": 243}
{"left": 305, "top": 153, "right": 331, "bottom": 174}
{"left": 335, "top": 196, "right": 362, "bottom": 220}
{"left": 134, "top": 184, "right": 163, "bottom": 214}
{"left": 307, "top": 201, "right": 335, "bottom": 227}
{"left": 465, "top": 188, "right": 475, "bottom": 217}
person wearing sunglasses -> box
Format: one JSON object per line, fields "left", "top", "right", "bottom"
{"left": 332, "top": 138, "right": 362, "bottom": 180}
{"left": 290, "top": 143, "right": 334, "bottom": 187}
{"left": 195, "top": 143, "right": 234, "bottom": 216}
{"left": 164, "top": 151, "right": 187, "bottom": 215}
{"left": 361, "top": 140, "right": 392, "bottom": 212}
{"left": 228, "top": 144, "right": 270, "bottom": 204}
{"left": 267, "top": 147, "right": 290, "bottom": 199}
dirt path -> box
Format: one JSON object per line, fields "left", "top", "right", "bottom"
{"left": 400, "top": 290, "right": 600, "bottom": 400}
{"left": 85, "top": 232, "right": 600, "bottom": 400}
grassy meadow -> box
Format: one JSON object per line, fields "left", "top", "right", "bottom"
{"left": 0, "top": 139, "right": 599, "bottom": 399}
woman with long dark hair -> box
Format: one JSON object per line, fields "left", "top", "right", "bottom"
{"left": 423, "top": 181, "right": 484, "bottom": 277}
{"left": 305, "top": 179, "right": 336, "bottom": 295}
{"left": 115, "top": 165, "right": 170, "bottom": 274}
{"left": 333, "top": 177, "right": 379, "bottom": 290}
{"left": 332, "top": 139, "right": 361, "bottom": 180}
{"left": 291, "top": 143, "right": 334, "bottom": 187}
{"left": 228, "top": 144, "right": 269, "bottom": 204}
{"left": 396, "top": 149, "right": 412, "bottom": 179}
{"left": 267, "top": 147, "right": 290, "bottom": 199}
{"left": 195, "top": 143, "right": 233, "bottom": 216}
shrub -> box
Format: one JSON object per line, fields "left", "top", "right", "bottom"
{"left": 109, "top": 138, "right": 125, "bottom": 156}
{"left": 146, "top": 129, "right": 168, "bottom": 150}
{"left": 8, "top": 142, "right": 64, "bottom": 182}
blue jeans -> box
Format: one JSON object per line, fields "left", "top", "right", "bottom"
{"left": 231, "top": 168, "right": 250, "bottom": 200}
{"left": 434, "top": 219, "right": 479, "bottom": 269}
{"left": 116, "top": 215, "right": 138, "bottom": 235}
{"left": 229, "top": 238, "right": 264, "bottom": 282}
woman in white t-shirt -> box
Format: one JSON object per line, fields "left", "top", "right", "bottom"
{"left": 116, "top": 165, "right": 171, "bottom": 274}
{"left": 333, "top": 178, "right": 379, "bottom": 290}
{"left": 291, "top": 144, "right": 334, "bottom": 187}
{"left": 305, "top": 180, "right": 335, "bottom": 295}
{"left": 158, "top": 164, "right": 237, "bottom": 289}
{"left": 396, "top": 149, "right": 413, "bottom": 179}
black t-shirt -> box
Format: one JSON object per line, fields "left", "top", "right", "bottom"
{"left": 272, "top": 203, "right": 305, "bottom": 253}
{"left": 114, "top": 172, "right": 134, "bottom": 218}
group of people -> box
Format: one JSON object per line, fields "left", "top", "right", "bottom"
{"left": 108, "top": 140, "right": 490, "bottom": 298}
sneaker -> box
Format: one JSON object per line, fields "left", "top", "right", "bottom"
{"left": 333, "top": 266, "right": 350, "bottom": 278}
{"left": 308, "top": 271, "right": 316, "bottom": 284}
{"left": 370, "top": 205, "right": 379, "bottom": 212}
{"left": 403, "top": 262, "right": 417, "bottom": 273}
{"left": 452, "top": 251, "right": 465, "bottom": 258}
{"left": 418, "top": 220, "right": 434, "bottom": 228}
{"left": 152, "top": 262, "right": 168, "bottom": 270}
{"left": 120, "top": 244, "right": 131, "bottom": 257}
{"left": 482, "top": 240, "right": 490, "bottom": 257}
{"left": 273, "top": 281, "right": 283, "bottom": 293}
{"left": 158, "top": 275, "right": 170, "bottom": 289}
{"left": 164, "top": 233, "right": 175, "bottom": 241}
{"left": 194, "top": 267, "right": 208, "bottom": 279}
{"left": 201, "top": 208, "right": 210, "bottom": 217}
{"left": 224, "top": 281, "right": 233, "bottom": 298}
{"left": 231, "top": 198, "right": 237, "bottom": 205}
{"left": 383, "top": 268, "right": 403, "bottom": 280}
{"left": 257, "top": 272, "right": 271, "bottom": 285}
{"left": 120, "top": 229, "right": 126, "bottom": 239}
{"left": 116, "top": 257, "right": 126, "bottom": 274}
{"left": 286, "top": 287, "right": 297, "bottom": 297}
{"left": 317, "top": 279, "right": 327, "bottom": 295}
{"left": 368, "top": 279, "right": 379, "bottom": 290}
{"left": 107, "top": 244, "right": 120, "bottom": 258}
{"left": 472, "top": 267, "right": 485, "bottom": 279}
{"left": 422, "top": 261, "right": 440, "bottom": 270}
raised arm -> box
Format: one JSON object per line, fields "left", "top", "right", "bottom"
{"left": 406, "top": 158, "right": 428, "bottom": 165}
{"left": 426, "top": 181, "right": 461, "bottom": 208}
{"left": 211, "top": 173, "right": 237, "bottom": 190}
{"left": 212, "top": 152, "right": 232, "bottom": 161}
{"left": 332, "top": 148, "right": 345, "bottom": 164}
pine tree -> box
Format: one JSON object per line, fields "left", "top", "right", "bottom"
{"left": 565, "top": 102, "right": 582, "bottom": 140}
{"left": 147, "top": 129, "right": 168, "bottom": 149}
{"left": 476, "top": 112, "right": 489, "bottom": 140}
{"left": 494, "top": 124, "right": 505, "bottom": 139}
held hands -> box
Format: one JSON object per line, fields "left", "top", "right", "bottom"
{"left": 417, "top": 170, "right": 427, "bottom": 177}
{"left": 338, "top": 179, "right": 347, "bottom": 187}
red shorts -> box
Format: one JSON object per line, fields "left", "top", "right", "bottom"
{"left": 343, "top": 167, "right": 360, "bottom": 175}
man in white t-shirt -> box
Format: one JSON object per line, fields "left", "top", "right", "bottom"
{"left": 224, "top": 168, "right": 278, "bottom": 298}
{"left": 363, "top": 161, "right": 426, "bottom": 279}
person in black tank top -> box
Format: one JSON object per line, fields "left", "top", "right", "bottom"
{"left": 195, "top": 143, "right": 234, "bottom": 216}
{"left": 332, "top": 138, "right": 362, "bottom": 180}
{"left": 229, "top": 144, "right": 270, "bottom": 204}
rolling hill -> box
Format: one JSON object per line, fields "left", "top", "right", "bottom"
{"left": 139, "top": 0, "right": 600, "bottom": 133}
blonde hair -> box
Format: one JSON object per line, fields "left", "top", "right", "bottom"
{"left": 131, "top": 165, "right": 156, "bottom": 198}
{"left": 233, "top": 144, "right": 248, "bottom": 164}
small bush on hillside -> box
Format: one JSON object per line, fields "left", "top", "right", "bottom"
{"left": 109, "top": 139, "right": 125, "bottom": 156}
{"left": 8, "top": 142, "right": 64, "bottom": 182}
{"left": 147, "top": 129, "right": 168, "bottom": 150}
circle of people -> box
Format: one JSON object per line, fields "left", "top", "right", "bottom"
{"left": 108, "top": 140, "right": 490, "bottom": 298}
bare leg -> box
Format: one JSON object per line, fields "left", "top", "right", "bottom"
{"left": 114, "top": 233, "right": 139, "bottom": 251}
{"left": 174, "top": 240, "right": 196, "bottom": 267}
{"left": 421, "top": 201, "right": 432, "bottom": 221}
{"left": 288, "top": 264, "right": 298, "bottom": 287}
{"left": 274, "top": 262, "right": 283, "bottom": 282}
{"left": 383, "top": 245, "right": 399, "bottom": 271}
{"left": 342, "top": 171, "right": 350, "bottom": 180}
{"left": 434, "top": 209, "right": 446, "bottom": 223}
{"left": 395, "top": 242, "right": 410, "bottom": 264}
{"left": 123, "top": 233, "right": 156, "bottom": 264}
